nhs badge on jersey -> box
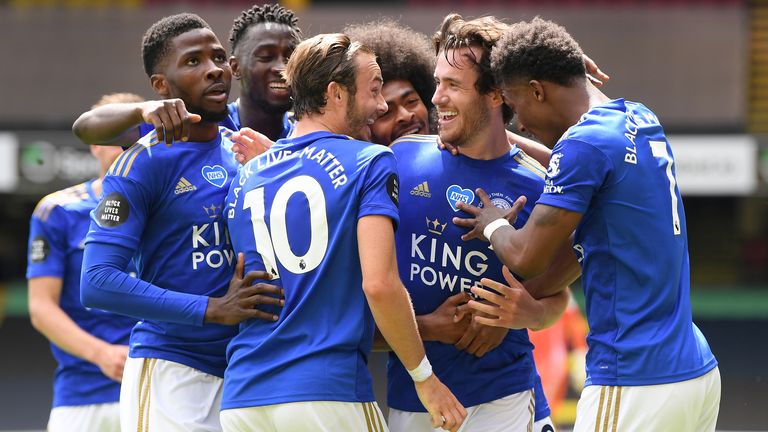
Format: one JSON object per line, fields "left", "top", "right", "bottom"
{"left": 446, "top": 184, "right": 474, "bottom": 212}
{"left": 202, "top": 165, "right": 228, "bottom": 188}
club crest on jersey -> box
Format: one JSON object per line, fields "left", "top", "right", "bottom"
{"left": 202, "top": 165, "right": 228, "bottom": 188}
{"left": 547, "top": 153, "right": 563, "bottom": 178}
{"left": 425, "top": 217, "right": 446, "bottom": 235}
{"left": 446, "top": 184, "right": 474, "bottom": 212}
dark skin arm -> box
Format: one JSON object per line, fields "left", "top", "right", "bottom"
{"left": 72, "top": 99, "right": 201, "bottom": 147}
{"left": 204, "top": 252, "right": 285, "bottom": 325}
{"left": 371, "top": 292, "right": 471, "bottom": 351}
{"left": 453, "top": 188, "right": 582, "bottom": 281}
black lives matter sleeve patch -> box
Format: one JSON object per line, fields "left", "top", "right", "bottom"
{"left": 96, "top": 192, "right": 130, "bottom": 228}
{"left": 386, "top": 173, "right": 399, "bottom": 207}
{"left": 30, "top": 236, "right": 49, "bottom": 263}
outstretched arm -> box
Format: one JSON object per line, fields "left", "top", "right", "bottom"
{"left": 81, "top": 243, "right": 283, "bottom": 326}
{"left": 72, "top": 99, "right": 201, "bottom": 146}
{"left": 358, "top": 215, "right": 466, "bottom": 431}
{"left": 454, "top": 189, "right": 581, "bottom": 280}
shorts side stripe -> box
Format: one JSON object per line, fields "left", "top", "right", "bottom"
{"left": 611, "top": 387, "right": 622, "bottom": 432}
{"left": 370, "top": 403, "right": 385, "bottom": 432}
{"left": 594, "top": 386, "right": 607, "bottom": 432}
{"left": 362, "top": 402, "right": 374, "bottom": 432}
{"left": 602, "top": 386, "right": 615, "bottom": 432}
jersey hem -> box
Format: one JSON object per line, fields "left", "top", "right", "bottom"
{"left": 585, "top": 359, "right": 717, "bottom": 387}
{"left": 221, "top": 393, "right": 376, "bottom": 410}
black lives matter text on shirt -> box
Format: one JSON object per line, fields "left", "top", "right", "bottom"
{"left": 96, "top": 192, "right": 130, "bottom": 228}
{"left": 386, "top": 173, "right": 399, "bottom": 207}
{"left": 30, "top": 236, "right": 50, "bottom": 263}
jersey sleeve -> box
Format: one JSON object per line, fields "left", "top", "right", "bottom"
{"left": 535, "top": 139, "right": 612, "bottom": 214}
{"left": 81, "top": 241, "right": 208, "bottom": 326}
{"left": 358, "top": 150, "right": 400, "bottom": 228}
{"left": 26, "top": 204, "right": 68, "bottom": 279}
{"left": 85, "top": 164, "right": 152, "bottom": 251}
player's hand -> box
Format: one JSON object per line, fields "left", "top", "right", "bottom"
{"left": 231, "top": 127, "right": 274, "bottom": 164}
{"left": 205, "top": 253, "right": 284, "bottom": 325}
{"left": 453, "top": 309, "right": 509, "bottom": 357}
{"left": 414, "top": 374, "right": 467, "bottom": 432}
{"left": 139, "top": 99, "right": 201, "bottom": 145}
{"left": 467, "top": 267, "right": 544, "bottom": 329}
{"left": 452, "top": 188, "right": 526, "bottom": 241}
{"left": 420, "top": 292, "right": 470, "bottom": 344}
{"left": 583, "top": 54, "right": 610, "bottom": 87}
{"left": 94, "top": 343, "right": 128, "bottom": 382}
{"left": 436, "top": 136, "right": 460, "bottom": 156}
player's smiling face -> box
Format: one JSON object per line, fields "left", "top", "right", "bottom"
{"left": 368, "top": 80, "right": 429, "bottom": 146}
{"left": 159, "top": 28, "right": 232, "bottom": 123}
{"left": 231, "top": 23, "right": 297, "bottom": 114}
{"left": 431, "top": 46, "right": 492, "bottom": 148}
{"left": 344, "top": 52, "right": 388, "bottom": 141}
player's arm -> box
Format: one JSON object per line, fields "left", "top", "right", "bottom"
{"left": 464, "top": 267, "right": 571, "bottom": 330}
{"left": 28, "top": 277, "right": 128, "bottom": 382}
{"left": 372, "top": 291, "right": 471, "bottom": 351}
{"left": 81, "top": 244, "right": 282, "bottom": 326}
{"left": 506, "top": 130, "right": 551, "bottom": 167}
{"left": 518, "top": 233, "right": 581, "bottom": 299}
{"left": 72, "top": 99, "right": 201, "bottom": 146}
{"left": 454, "top": 190, "right": 581, "bottom": 280}
{"left": 358, "top": 215, "right": 466, "bottom": 431}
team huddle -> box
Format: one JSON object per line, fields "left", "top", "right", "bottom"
{"left": 26, "top": 4, "right": 721, "bottom": 432}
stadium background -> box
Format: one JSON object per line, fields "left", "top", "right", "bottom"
{"left": 0, "top": 0, "right": 766, "bottom": 430}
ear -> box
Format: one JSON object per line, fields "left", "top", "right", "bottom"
{"left": 327, "top": 81, "right": 346, "bottom": 107}
{"left": 489, "top": 87, "right": 505, "bottom": 109}
{"left": 529, "top": 80, "right": 545, "bottom": 102}
{"left": 150, "top": 74, "right": 170, "bottom": 98}
{"left": 230, "top": 56, "right": 241, "bottom": 80}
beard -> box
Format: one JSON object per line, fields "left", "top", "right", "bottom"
{"left": 438, "top": 101, "right": 490, "bottom": 148}
{"left": 345, "top": 95, "right": 371, "bottom": 141}
{"left": 191, "top": 106, "right": 229, "bottom": 123}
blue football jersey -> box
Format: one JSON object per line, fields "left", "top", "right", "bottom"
{"left": 222, "top": 130, "right": 400, "bottom": 410}
{"left": 226, "top": 100, "right": 295, "bottom": 138}
{"left": 26, "top": 180, "right": 136, "bottom": 408}
{"left": 388, "top": 135, "right": 542, "bottom": 411}
{"left": 84, "top": 128, "right": 240, "bottom": 377}
{"left": 537, "top": 99, "right": 717, "bottom": 386}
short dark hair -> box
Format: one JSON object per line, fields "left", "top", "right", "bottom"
{"left": 433, "top": 13, "right": 512, "bottom": 122}
{"left": 141, "top": 13, "right": 212, "bottom": 77}
{"left": 284, "top": 33, "right": 373, "bottom": 119}
{"left": 229, "top": 3, "right": 302, "bottom": 54}
{"left": 343, "top": 19, "right": 435, "bottom": 109}
{"left": 491, "top": 17, "right": 586, "bottom": 89}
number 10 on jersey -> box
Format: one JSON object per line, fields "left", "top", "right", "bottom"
{"left": 243, "top": 175, "right": 330, "bottom": 278}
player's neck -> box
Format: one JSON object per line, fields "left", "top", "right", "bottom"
{"left": 91, "top": 177, "right": 103, "bottom": 197}
{"left": 585, "top": 82, "right": 611, "bottom": 111}
{"left": 293, "top": 115, "right": 337, "bottom": 138}
{"left": 188, "top": 122, "right": 220, "bottom": 143}
{"left": 237, "top": 97, "right": 286, "bottom": 141}
{"left": 455, "top": 120, "right": 510, "bottom": 161}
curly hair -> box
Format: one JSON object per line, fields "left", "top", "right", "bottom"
{"left": 229, "top": 3, "right": 302, "bottom": 54}
{"left": 141, "top": 13, "right": 212, "bottom": 77}
{"left": 284, "top": 33, "right": 373, "bottom": 119}
{"left": 491, "top": 17, "right": 585, "bottom": 88}
{"left": 343, "top": 19, "right": 435, "bottom": 109}
{"left": 433, "top": 13, "right": 512, "bottom": 122}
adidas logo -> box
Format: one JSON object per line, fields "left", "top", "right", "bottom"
{"left": 174, "top": 177, "right": 197, "bottom": 195}
{"left": 410, "top": 181, "right": 431, "bottom": 198}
